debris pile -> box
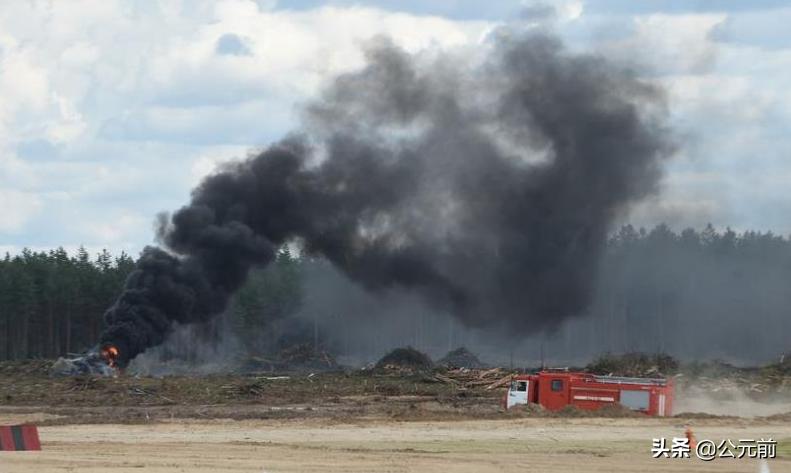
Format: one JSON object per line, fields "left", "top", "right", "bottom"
{"left": 438, "top": 347, "right": 486, "bottom": 369}
{"left": 278, "top": 343, "right": 338, "bottom": 370}
{"left": 680, "top": 376, "right": 770, "bottom": 394}
{"left": 0, "top": 359, "right": 51, "bottom": 376}
{"left": 684, "top": 360, "right": 744, "bottom": 379}
{"left": 585, "top": 352, "right": 679, "bottom": 378}
{"left": 761, "top": 354, "right": 791, "bottom": 377}
{"left": 677, "top": 360, "right": 791, "bottom": 397}
{"left": 219, "top": 377, "right": 291, "bottom": 398}
{"left": 375, "top": 347, "right": 434, "bottom": 373}
{"left": 239, "top": 343, "right": 338, "bottom": 373}
{"left": 431, "top": 367, "right": 513, "bottom": 390}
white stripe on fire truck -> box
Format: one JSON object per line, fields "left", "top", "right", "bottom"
{"left": 572, "top": 395, "right": 615, "bottom": 402}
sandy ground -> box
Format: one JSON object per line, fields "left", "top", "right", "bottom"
{"left": 0, "top": 414, "right": 789, "bottom": 472}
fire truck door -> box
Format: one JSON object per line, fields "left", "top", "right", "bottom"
{"left": 543, "top": 376, "right": 569, "bottom": 410}
{"left": 507, "top": 380, "right": 529, "bottom": 408}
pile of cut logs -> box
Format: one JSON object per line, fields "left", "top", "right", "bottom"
{"left": 431, "top": 367, "right": 513, "bottom": 390}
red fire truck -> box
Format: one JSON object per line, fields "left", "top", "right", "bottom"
{"left": 505, "top": 371, "right": 674, "bottom": 416}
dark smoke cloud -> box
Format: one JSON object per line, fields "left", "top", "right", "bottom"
{"left": 100, "top": 31, "right": 673, "bottom": 367}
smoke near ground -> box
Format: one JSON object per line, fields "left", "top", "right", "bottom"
{"left": 127, "top": 315, "right": 242, "bottom": 376}
{"left": 270, "top": 226, "right": 791, "bottom": 367}
{"left": 100, "top": 30, "right": 673, "bottom": 367}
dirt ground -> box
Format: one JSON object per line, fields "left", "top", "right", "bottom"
{"left": 2, "top": 360, "right": 791, "bottom": 472}
{"left": 0, "top": 414, "right": 789, "bottom": 472}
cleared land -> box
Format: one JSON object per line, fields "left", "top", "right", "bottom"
{"left": 1, "top": 360, "right": 790, "bottom": 472}
{"left": 0, "top": 416, "right": 790, "bottom": 472}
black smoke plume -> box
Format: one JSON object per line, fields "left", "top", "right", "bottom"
{"left": 100, "top": 32, "right": 673, "bottom": 367}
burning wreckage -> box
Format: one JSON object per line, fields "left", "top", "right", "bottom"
{"left": 50, "top": 346, "right": 119, "bottom": 377}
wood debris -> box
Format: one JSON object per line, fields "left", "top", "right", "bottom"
{"left": 430, "top": 367, "right": 514, "bottom": 390}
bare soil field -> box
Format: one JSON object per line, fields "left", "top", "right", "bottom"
{"left": 0, "top": 415, "right": 789, "bottom": 472}
{"left": 1, "top": 360, "right": 791, "bottom": 472}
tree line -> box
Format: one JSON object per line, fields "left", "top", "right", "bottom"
{"left": 281, "top": 223, "right": 791, "bottom": 363}
{"left": 585, "top": 223, "right": 791, "bottom": 360}
{"left": 0, "top": 247, "right": 135, "bottom": 360}
{"left": 2, "top": 224, "right": 791, "bottom": 361}
{"left": 0, "top": 246, "right": 304, "bottom": 361}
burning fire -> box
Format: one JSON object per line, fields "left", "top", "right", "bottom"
{"left": 101, "top": 345, "right": 120, "bottom": 368}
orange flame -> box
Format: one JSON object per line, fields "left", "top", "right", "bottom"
{"left": 101, "top": 345, "right": 120, "bottom": 368}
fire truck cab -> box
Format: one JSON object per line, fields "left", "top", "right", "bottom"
{"left": 506, "top": 371, "right": 673, "bottom": 416}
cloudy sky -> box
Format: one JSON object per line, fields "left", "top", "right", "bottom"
{"left": 1, "top": 0, "right": 789, "bottom": 257}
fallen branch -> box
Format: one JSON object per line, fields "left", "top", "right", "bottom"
{"left": 486, "top": 374, "right": 513, "bottom": 390}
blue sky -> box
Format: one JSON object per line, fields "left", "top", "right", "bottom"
{"left": 1, "top": 0, "right": 790, "bottom": 257}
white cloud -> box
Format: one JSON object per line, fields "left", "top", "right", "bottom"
{"left": 190, "top": 145, "right": 251, "bottom": 185}
{"left": 0, "top": 189, "right": 42, "bottom": 233}
{"left": 599, "top": 13, "right": 726, "bottom": 75}
{"left": 0, "top": 1, "right": 491, "bottom": 254}
{"left": 82, "top": 212, "right": 149, "bottom": 243}
{"left": 558, "top": 1, "right": 584, "bottom": 21}
{"left": 710, "top": 6, "right": 791, "bottom": 50}
{"left": 561, "top": 8, "right": 791, "bottom": 233}
{"left": 1, "top": 1, "right": 791, "bottom": 253}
